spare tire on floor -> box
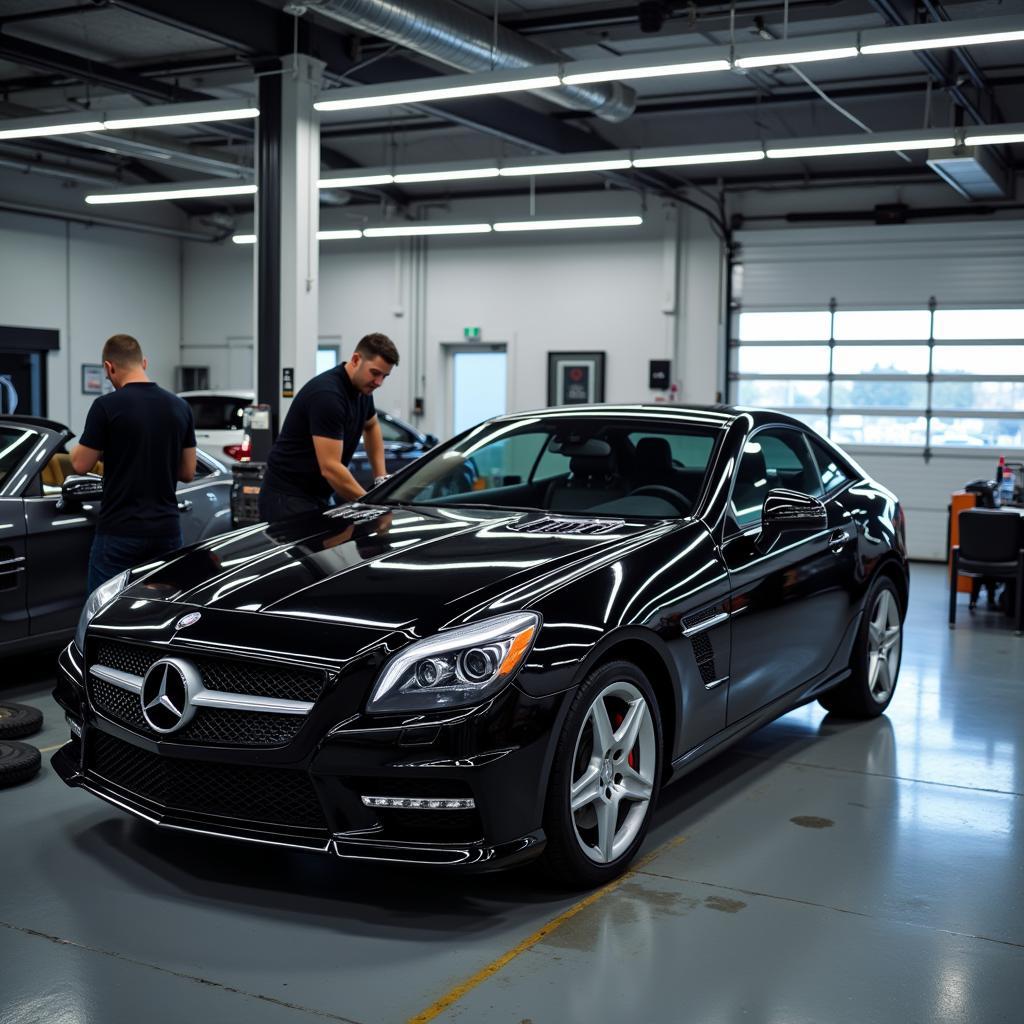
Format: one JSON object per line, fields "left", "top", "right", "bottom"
{"left": 0, "top": 741, "right": 41, "bottom": 789}
{"left": 0, "top": 702, "right": 43, "bottom": 740}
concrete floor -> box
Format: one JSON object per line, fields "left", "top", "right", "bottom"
{"left": 1, "top": 562, "right": 1022, "bottom": 1024}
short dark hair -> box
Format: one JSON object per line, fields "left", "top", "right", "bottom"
{"left": 355, "top": 332, "right": 399, "bottom": 366}
{"left": 102, "top": 334, "right": 144, "bottom": 368}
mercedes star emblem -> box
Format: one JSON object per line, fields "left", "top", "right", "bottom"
{"left": 140, "top": 658, "right": 201, "bottom": 734}
{"left": 175, "top": 611, "right": 202, "bottom": 630}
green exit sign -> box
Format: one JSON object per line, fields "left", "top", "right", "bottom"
{"left": 463, "top": 326, "right": 482, "bottom": 340}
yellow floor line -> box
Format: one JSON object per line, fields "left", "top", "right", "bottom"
{"left": 406, "top": 834, "right": 687, "bottom": 1024}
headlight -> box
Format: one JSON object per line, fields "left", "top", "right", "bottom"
{"left": 74, "top": 570, "right": 130, "bottom": 653}
{"left": 368, "top": 611, "right": 540, "bottom": 713}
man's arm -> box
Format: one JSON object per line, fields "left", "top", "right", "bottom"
{"left": 312, "top": 436, "right": 366, "bottom": 501}
{"left": 362, "top": 416, "right": 387, "bottom": 480}
{"left": 70, "top": 444, "right": 102, "bottom": 475}
{"left": 178, "top": 447, "right": 197, "bottom": 483}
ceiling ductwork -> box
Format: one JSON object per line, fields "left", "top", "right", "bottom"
{"left": 304, "top": 0, "right": 636, "bottom": 122}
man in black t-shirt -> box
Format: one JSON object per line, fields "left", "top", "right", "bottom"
{"left": 258, "top": 333, "right": 399, "bottom": 523}
{"left": 71, "top": 333, "right": 197, "bottom": 592}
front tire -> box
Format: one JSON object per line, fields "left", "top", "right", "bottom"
{"left": 541, "top": 661, "right": 662, "bottom": 888}
{"left": 820, "top": 575, "right": 903, "bottom": 718}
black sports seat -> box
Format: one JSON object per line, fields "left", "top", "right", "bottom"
{"left": 546, "top": 452, "right": 629, "bottom": 512}
{"left": 635, "top": 437, "right": 673, "bottom": 483}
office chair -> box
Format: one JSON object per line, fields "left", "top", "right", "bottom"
{"left": 949, "top": 508, "right": 1024, "bottom": 635}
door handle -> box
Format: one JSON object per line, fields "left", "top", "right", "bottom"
{"left": 829, "top": 528, "right": 852, "bottom": 553}
{"left": 177, "top": 500, "right": 193, "bottom": 513}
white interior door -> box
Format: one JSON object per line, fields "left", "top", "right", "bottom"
{"left": 446, "top": 344, "right": 507, "bottom": 435}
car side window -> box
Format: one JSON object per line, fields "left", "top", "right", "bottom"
{"left": 808, "top": 437, "right": 851, "bottom": 495}
{"left": 378, "top": 417, "right": 410, "bottom": 444}
{"left": 730, "top": 428, "right": 821, "bottom": 531}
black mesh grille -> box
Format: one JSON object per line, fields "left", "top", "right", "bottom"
{"left": 690, "top": 633, "right": 713, "bottom": 664}
{"left": 683, "top": 606, "right": 719, "bottom": 630}
{"left": 89, "top": 677, "right": 305, "bottom": 748}
{"left": 93, "top": 641, "right": 327, "bottom": 703}
{"left": 508, "top": 516, "right": 623, "bottom": 536}
{"left": 88, "top": 732, "right": 328, "bottom": 832}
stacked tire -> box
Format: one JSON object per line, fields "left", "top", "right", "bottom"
{"left": 0, "top": 703, "right": 43, "bottom": 789}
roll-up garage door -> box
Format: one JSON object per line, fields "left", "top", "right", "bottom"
{"left": 730, "top": 221, "right": 1024, "bottom": 560}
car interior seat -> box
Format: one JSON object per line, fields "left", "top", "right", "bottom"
{"left": 546, "top": 451, "right": 629, "bottom": 513}
{"left": 41, "top": 453, "right": 103, "bottom": 493}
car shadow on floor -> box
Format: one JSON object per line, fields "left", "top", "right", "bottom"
{"left": 56, "top": 708, "right": 881, "bottom": 934}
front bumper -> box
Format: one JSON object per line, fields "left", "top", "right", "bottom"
{"left": 53, "top": 641, "right": 563, "bottom": 869}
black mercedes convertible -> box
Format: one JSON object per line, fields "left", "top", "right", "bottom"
{"left": 52, "top": 405, "right": 908, "bottom": 886}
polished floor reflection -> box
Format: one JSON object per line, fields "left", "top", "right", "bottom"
{"left": 1, "top": 563, "right": 1022, "bottom": 1023}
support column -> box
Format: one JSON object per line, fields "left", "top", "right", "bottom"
{"left": 255, "top": 54, "right": 324, "bottom": 432}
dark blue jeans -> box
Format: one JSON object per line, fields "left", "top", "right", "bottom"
{"left": 87, "top": 529, "right": 183, "bottom": 594}
{"left": 258, "top": 486, "right": 329, "bottom": 524}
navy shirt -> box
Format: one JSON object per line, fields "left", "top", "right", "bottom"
{"left": 263, "top": 363, "right": 376, "bottom": 500}
{"left": 79, "top": 382, "right": 196, "bottom": 537}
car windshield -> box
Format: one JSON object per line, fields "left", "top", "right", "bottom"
{"left": 185, "top": 397, "right": 250, "bottom": 431}
{"left": 0, "top": 426, "right": 38, "bottom": 488}
{"left": 380, "top": 416, "right": 720, "bottom": 518}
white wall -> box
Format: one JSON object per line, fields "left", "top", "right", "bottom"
{"left": 0, "top": 207, "right": 182, "bottom": 438}
{"left": 181, "top": 196, "right": 726, "bottom": 435}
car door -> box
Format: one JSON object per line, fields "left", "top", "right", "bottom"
{"left": 721, "top": 426, "right": 856, "bottom": 725}
{"left": 178, "top": 451, "right": 232, "bottom": 545}
{"left": 23, "top": 460, "right": 100, "bottom": 637}
{"left": 0, "top": 497, "right": 28, "bottom": 646}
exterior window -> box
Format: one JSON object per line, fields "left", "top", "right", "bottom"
{"left": 731, "top": 307, "right": 1024, "bottom": 450}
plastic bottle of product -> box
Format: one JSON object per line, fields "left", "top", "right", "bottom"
{"left": 1001, "top": 464, "right": 1016, "bottom": 505}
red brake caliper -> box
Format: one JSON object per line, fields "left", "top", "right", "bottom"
{"left": 612, "top": 711, "right": 638, "bottom": 770}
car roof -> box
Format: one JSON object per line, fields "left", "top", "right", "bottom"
{"left": 496, "top": 403, "right": 811, "bottom": 431}
{"left": 0, "top": 414, "right": 69, "bottom": 435}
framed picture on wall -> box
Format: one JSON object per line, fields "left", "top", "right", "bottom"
{"left": 547, "top": 351, "right": 605, "bottom": 406}
{"left": 81, "top": 364, "right": 112, "bottom": 396}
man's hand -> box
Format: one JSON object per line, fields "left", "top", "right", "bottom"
{"left": 312, "top": 435, "right": 366, "bottom": 501}
{"left": 70, "top": 444, "right": 102, "bottom": 476}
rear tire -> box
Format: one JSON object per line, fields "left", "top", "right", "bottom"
{"left": 820, "top": 575, "right": 903, "bottom": 718}
{"left": 541, "top": 660, "right": 662, "bottom": 888}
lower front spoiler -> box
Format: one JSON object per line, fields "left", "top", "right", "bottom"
{"left": 51, "top": 742, "right": 546, "bottom": 870}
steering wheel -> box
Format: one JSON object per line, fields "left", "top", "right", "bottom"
{"left": 627, "top": 485, "right": 693, "bottom": 517}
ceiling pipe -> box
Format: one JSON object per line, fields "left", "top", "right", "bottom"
{"left": 303, "top": 0, "right": 636, "bottom": 122}
{"left": 0, "top": 148, "right": 120, "bottom": 187}
{"left": 0, "top": 198, "right": 222, "bottom": 242}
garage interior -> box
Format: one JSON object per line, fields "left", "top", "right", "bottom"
{"left": 1, "top": 0, "right": 1023, "bottom": 1021}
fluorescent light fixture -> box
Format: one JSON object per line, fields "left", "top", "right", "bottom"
{"left": 563, "top": 58, "right": 731, "bottom": 85}
{"left": 767, "top": 136, "right": 955, "bottom": 159}
{"left": 0, "top": 100, "right": 260, "bottom": 141}
{"left": 861, "top": 16, "right": 1024, "bottom": 55}
{"left": 104, "top": 107, "right": 259, "bottom": 130}
{"left": 363, "top": 223, "right": 492, "bottom": 237}
{"left": 499, "top": 158, "right": 632, "bottom": 176}
{"left": 633, "top": 149, "right": 765, "bottom": 168}
{"left": 0, "top": 120, "right": 105, "bottom": 140}
{"left": 493, "top": 216, "right": 643, "bottom": 232}
{"left": 233, "top": 229, "right": 365, "bottom": 243}
{"left": 394, "top": 167, "right": 499, "bottom": 183}
{"left": 736, "top": 46, "right": 859, "bottom": 68}
{"left": 965, "top": 131, "right": 1024, "bottom": 147}
{"left": 318, "top": 173, "right": 395, "bottom": 189}
{"left": 85, "top": 182, "right": 257, "bottom": 204}
{"left": 315, "top": 68, "right": 561, "bottom": 112}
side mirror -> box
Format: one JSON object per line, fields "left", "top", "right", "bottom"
{"left": 424, "top": 433, "right": 439, "bottom": 448}
{"left": 58, "top": 473, "right": 103, "bottom": 511}
{"left": 756, "top": 488, "right": 826, "bottom": 552}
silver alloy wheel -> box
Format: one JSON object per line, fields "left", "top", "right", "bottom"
{"left": 867, "top": 588, "right": 901, "bottom": 703}
{"left": 569, "top": 680, "right": 656, "bottom": 864}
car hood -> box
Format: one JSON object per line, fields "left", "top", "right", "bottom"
{"left": 125, "top": 504, "right": 677, "bottom": 632}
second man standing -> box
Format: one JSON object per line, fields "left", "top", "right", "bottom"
{"left": 258, "top": 333, "right": 399, "bottom": 523}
